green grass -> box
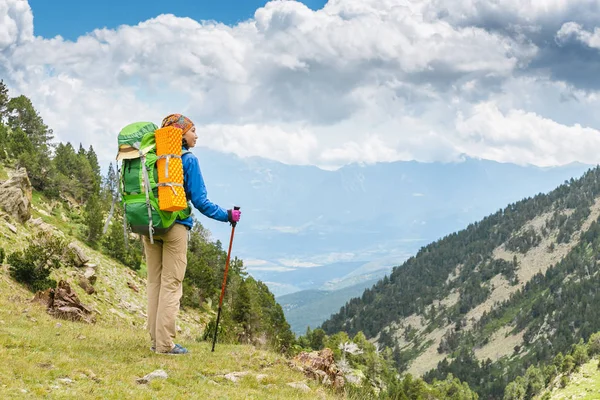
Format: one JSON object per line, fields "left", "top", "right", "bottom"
{"left": 542, "top": 359, "right": 600, "bottom": 399}
{"left": 0, "top": 274, "right": 341, "bottom": 400}
{"left": 0, "top": 185, "right": 343, "bottom": 400}
{"left": 0, "top": 162, "right": 8, "bottom": 181}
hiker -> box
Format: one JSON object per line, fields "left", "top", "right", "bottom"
{"left": 143, "top": 113, "right": 241, "bottom": 355}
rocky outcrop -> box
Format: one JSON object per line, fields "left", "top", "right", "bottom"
{"left": 33, "top": 280, "right": 95, "bottom": 324}
{"left": 290, "top": 348, "right": 345, "bottom": 389}
{"left": 0, "top": 168, "right": 32, "bottom": 223}
{"left": 63, "top": 242, "right": 90, "bottom": 268}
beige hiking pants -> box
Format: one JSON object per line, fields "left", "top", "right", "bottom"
{"left": 142, "top": 223, "right": 188, "bottom": 353}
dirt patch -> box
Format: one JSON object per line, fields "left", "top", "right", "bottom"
{"left": 474, "top": 326, "right": 524, "bottom": 362}
{"left": 406, "top": 324, "right": 453, "bottom": 377}
{"left": 435, "top": 290, "right": 459, "bottom": 309}
{"left": 474, "top": 198, "right": 600, "bottom": 326}
{"left": 445, "top": 264, "right": 463, "bottom": 285}
{"left": 465, "top": 275, "right": 512, "bottom": 328}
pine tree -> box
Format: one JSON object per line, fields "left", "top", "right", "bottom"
{"left": 84, "top": 193, "right": 104, "bottom": 248}
{"left": 75, "top": 148, "right": 95, "bottom": 201}
{"left": 102, "top": 162, "right": 119, "bottom": 234}
{"left": 6, "top": 95, "right": 53, "bottom": 152}
{"left": 8, "top": 128, "right": 34, "bottom": 157}
{"left": 53, "top": 142, "right": 79, "bottom": 178}
{"left": 86, "top": 145, "right": 101, "bottom": 191}
{"left": 102, "top": 207, "right": 127, "bottom": 263}
{"left": 233, "top": 279, "right": 252, "bottom": 326}
{"left": 0, "top": 123, "right": 7, "bottom": 160}
{"left": 0, "top": 79, "right": 8, "bottom": 121}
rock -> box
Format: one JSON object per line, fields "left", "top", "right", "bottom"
{"left": 34, "top": 280, "right": 96, "bottom": 324}
{"left": 136, "top": 369, "right": 168, "bottom": 384}
{"left": 127, "top": 281, "right": 138, "bottom": 292}
{"left": 58, "top": 378, "right": 73, "bottom": 384}
{"left": 6, "top": 223, "right": 16, "bottom": 234}
{"left": 287, "top": 381, "right": 311, "bottom": 392}
{"left": 109, "top": 308, "right": 127, "bottom": 319}
{"left": 63, "top": 242, "right": 89, "bottom": 268}
{"left": 223, "top": 371, "right": 250, "bottom": 383}
{"left": 256, "top": 374, "right": 268, "bottom": 382}
{"left": 0, "top": 168, "right": 32, "bottom": 223}
{"left": 290, "top": 348, "right": 345, "bottom": 390}
{"left": 36, "top": 208, "right": 51, "bottom": 217}
{"left": 84, "top": 267, "right": 97, "bottom": 285}
{"left": 27, "top": 217, "right": 59, "bottom": 235}
{"left": 78, "top": 277, "right": 95, "bottom": 295}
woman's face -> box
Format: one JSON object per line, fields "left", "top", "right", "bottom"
{"left": 183, "top": 125, "right": 198, "bottom": 148}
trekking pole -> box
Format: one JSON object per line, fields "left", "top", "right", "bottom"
{"left": 211, "top": 206, "right": 240, "bottom": 352}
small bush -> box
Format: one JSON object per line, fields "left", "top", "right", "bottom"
{"left": 7, "top": 232, "right": 65, "bottom": 292}
{"left": 560, "top": 375, "right": 569, "bottom": 388}
{"left": 588, "top": 332, "right": 600, "bottom": 356}
{"left": 0, "top": 246, "right": 4, "bottom": 264}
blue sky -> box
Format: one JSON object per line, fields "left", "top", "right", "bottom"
{"left": 28, "top": 0, "right": 328, "bottom": 40}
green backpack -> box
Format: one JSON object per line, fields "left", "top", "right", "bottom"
{"left": 116, "top": 121, "right": 192, "bottom": 244}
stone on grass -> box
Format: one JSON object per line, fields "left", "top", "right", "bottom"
{"left": 136, "top": 369, "right": 168, "bottom": 384}
{"left": 223, "top": 371, "right": 250, "bottom": 383}
{"left": 287, "top": 381, "right": 311, "bottom": 392}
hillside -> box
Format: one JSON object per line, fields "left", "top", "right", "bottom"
{"left": 0, "top": 166, "right": 339, "bottom": 399}
{"left": 321, "top": 165, "right": 600, "bottom": 399}
{"left": 0, "top": 273, "right": 339, "bottom": 399}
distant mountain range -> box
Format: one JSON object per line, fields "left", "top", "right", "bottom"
{"left": 278, "top": 278, "right": 382, "bottom": 335}
{"left": 192, "top": 147, "right": 594, "bottom": 295}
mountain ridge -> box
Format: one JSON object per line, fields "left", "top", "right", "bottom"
{"left": 320, "top": 164, "right": 600, "bottom": 399}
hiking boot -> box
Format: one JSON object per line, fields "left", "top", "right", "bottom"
{"left": 158, "top": 344, "right": 188, "bottom": 355}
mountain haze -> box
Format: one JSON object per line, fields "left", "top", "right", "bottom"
{"left": 194, "top": 147, "right": 593, "bottom": 291}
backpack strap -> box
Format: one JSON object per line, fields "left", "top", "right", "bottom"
{"left": 140, "top": 153, "right": 155, "bottom": 244}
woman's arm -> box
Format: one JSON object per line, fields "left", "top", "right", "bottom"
{"left": 182, "top": 152, "right": 229, "bottom": 223}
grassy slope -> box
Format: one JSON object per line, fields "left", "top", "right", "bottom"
{"left": 0, "top": 274, "right": 338, "bottom": 399}
{"left": 541, "top": 359, "right": 600, "bottom": 399}
{"left": 0, "top": 187, "right": 341, "bottom": 399}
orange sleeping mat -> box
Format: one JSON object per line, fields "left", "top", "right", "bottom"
{"left": 155, "top": 126, "right": 187, "bottom": 212}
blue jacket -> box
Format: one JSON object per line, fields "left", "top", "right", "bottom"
{"left": 176, "top": 149, "right": 229, "bottom": 228}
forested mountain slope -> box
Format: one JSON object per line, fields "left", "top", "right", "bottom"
{"left": 322, "top": 166, "right": 600, "bottom": 399}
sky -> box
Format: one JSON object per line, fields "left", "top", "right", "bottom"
{"left": 2, "top": 0, "right": 600, "bottom": 170}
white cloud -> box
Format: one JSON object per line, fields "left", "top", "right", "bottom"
{"left": 0, "top": 0, "right": 32, "bottom": 51}
{"left": 249, "top": 266, "right": 297, "bottom": 272}
{"left": 277, "top": 258, "right": 321, "bottom": 268}
{"left": 455, "top": 101, "right": 600, "bottom": 166}
{"left": 1, "top": 0, "right": 599, "bottom": 170}
{"left": 556, "top": 22, "right": 600, "bottom": 49}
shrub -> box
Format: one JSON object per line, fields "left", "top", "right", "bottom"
{"left": 588, "top": 332, "right": 600, "bottom": 356}
{"left": 7, "top": 232, "right": 65, "bottom": 292}
{"left": 0, "top": 246, "right": 4, "bottom": 264}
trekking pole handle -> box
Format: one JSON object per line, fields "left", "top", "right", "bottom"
{"left": 231, "top": 206, "right": 240, "bottom": 227}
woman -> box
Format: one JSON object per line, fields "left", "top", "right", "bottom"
{"left": 143, "top": 113, "right": 241, "bottom": 355}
